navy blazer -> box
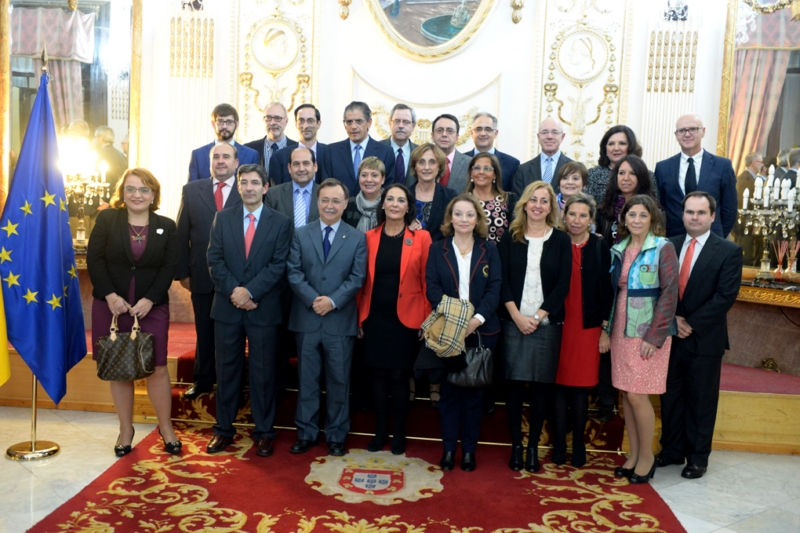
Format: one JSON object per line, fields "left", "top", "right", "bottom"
{"left": 187, "top": 141, "right": 260, "bottom": 182}
{"left": 465, "top": 149, "right": 521, "bottom": 193}
{"left": 512, "top": 153, "right": 572, "bottom": 196}
{"left": 319, "top": 137, "right": 396, "bottom": 195}
{"left": 244, "top": 136, "right": 298, "bottom": 169}
{"left": 426, "top": 237, "right": 502, "bottom": 335}
{"left": 268, "top": 142, "right": 327, "bottom": 186}
{"left": 655, "top": 150, "right": 737, "bottom": 238}
{"left": 416, "top": 183, "right": 457, "bottom": 242}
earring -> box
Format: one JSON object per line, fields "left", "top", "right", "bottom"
{"left": 492, "top": 179, "right": 496, "bottom": 183}
{"left": 151, "top": 201, "right": 154, "bottom": 205}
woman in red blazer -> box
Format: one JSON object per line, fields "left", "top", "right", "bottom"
{"left": 357, "top": 183, "right": 432, "bottom": 455}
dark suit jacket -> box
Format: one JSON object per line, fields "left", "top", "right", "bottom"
{"left": 465, "top": 149, "right": 521, "bottom": 193}
{"left": 669, "top": 232, "right": 742, "bottom": 357}
{"left": 426, "top": 236, "right": 502, "bottom": 335}
{"left": 267, "top": 142, "right": 327, "bottom": 185}
{"left": 244, "top": 136, "right": 298, "bottom": 169}
{"left": 497, "top": 228, "right": 572, "bottom": 324}
{"left": 207, "top": 205, "right": 291, "bottom": 326}
{"left": 379, "top": 138, "right": 417, "bottom": 184}
{"left": 513, "top": 153, "right": 572, "bottom": 196}
{"left": 320, "top": 137, "right": 396, "bottom": 195}
{"left": 188, "top": 141, "right": 260, "bottom": 182}
{"left": 87, "top": 208, "right": 177, "bottom": 306}
{"left": 176, "top": 178, "right": 242, "bottom": 294}
{"left": 264, "top": 181, "right": 320, "bottom": 232}
{"left": 785, "top": 169, "right": 799, "bottom": 189}
{"left": 655, "top": 150, "right": 737, "bottom": 238}
{"left": 416, "top": 183, "right": 457, "bottom": 242}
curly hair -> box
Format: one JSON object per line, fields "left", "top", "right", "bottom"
{"left": 110, "top": 168, "right": 161, "bottom": 211}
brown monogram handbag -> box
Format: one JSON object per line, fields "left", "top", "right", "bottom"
{"left": 96, "top": 315, "right": 155, "bottom": 381}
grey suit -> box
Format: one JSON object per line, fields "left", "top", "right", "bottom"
{"left": 513, "top": 153, "right": 573, "bottom": 196}
{"left": 265, "top": 182, "right": 320, "bottom": 233}
{"left": 287, "top": 220, "right": 367, "bottom": 443}
{"left": 447, "top": 150, "right": 471, "bottom": 193}
{"left": 379, "top": 138, "right": 417, "bottom": 184}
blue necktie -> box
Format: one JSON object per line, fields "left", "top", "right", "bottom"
{"left": 395, "top": 148, "right": 405, "bottom": 184}
{"left": 294, "top": 189, "right": 307, "bottom": 228}
{"left": 323, "top": 226, "right": 333, "bottom": 260}
{"left": 353, "top": 145, "right": 362, "bottom": 178}
{"left": 543, "top": 157, "right": 554, "bottom": 184}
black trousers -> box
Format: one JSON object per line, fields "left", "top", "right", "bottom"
{"left": 191, "top": 291, "right": 216, "bottom": 388}
{"left": 659, "top": 343, "right": 722, "bottom": 467}
{"left": 597, "top": 351, "right": 617, "bottom": 410}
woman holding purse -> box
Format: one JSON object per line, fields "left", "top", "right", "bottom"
{"left": 87, "top": 168, "right": 181, "bottom": 457}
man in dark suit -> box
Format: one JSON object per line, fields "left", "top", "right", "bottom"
{"left": 464, "top": 112, "right": 520, "bottom": 193}
{"left": 320, "top": 101, "right": 395, "bottom": 196}
{"left": 206, "top": 164, "right": 291, "bottom": 456}
{"left": 188, "top": 104, "right": 260, "bottom": 182}
{"left": 379, "top": 103, "right": 417, "bottom": 186}
{"left": 244, "top": 102, "right": 298, "bottom": 173}
{"left": 176, "top": 143, "right": 243, "bottom": 399}
{"left": 774, "top": 149, "right": 790, "bottom": 180}
{"left": 92, "top": 126, "right": 128, "bottom": 194}
{"left": 513, "top": 117, "right": 572, "bottom": 196}
{"left": 268, "top": 104, "right": 325, "bottom": 186}
{"left": 432, "top": 113, "right": 470, "bottom": 193}
{"left": 286, "top": 178, "right": 367, "bottom": 457}
{"left": 656, "top": 191, "right": 742, "bottom": 479}
{"left": 265, "top": 147, "right": 320, "bottom": 229}
{"left": 785, "top": 148, "right": 800, "bottom": 189}
{"left": 655, "top": 114, "right": 737, "bottom": 238}
{"left": 735, "top": 152, "right": 764, "bottom": 266}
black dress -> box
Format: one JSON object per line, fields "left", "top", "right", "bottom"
{"left": 362, "top": 230, "right": 421, "bottom": 371}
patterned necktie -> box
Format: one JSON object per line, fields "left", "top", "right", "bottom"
{"left": 294, "top": 189, "right": 307, "bottom": 228}
{"left": 214, "top": 181, "right": 225, "bottom": 211}
{"left": 353, "top": 145, "right": 362, "bottom": 178}
{"left": 395, "top": 148, "right": 405, "bottom": 185}
{"left": 679, "top": 238, "right": 697, "bottom": 299}
{"left": 440, "top": 160, "right": 451, "bottom": 187}
{"left": 543, "top": 157, "right": 554, "bottom": 184}
{"left": 685, "top": 157, "right": 697, "bottom": 194}
{"left": 244, "top": 214, "right": 256, "bottom": 259}
{"left": 323, "top": 226, "right": 333, "bottom": 260}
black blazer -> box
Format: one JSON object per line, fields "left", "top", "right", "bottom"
{"left": 87, "top": 208, "right": 177, "bottom": 306}
{"left": 577, "top": 234, "right": 613, "bottom": 328}
{"left": 497, "top": 227, "right": 572, "bottom": 324}
{"left": 426, "top": 237, "right": 502, "bottom": 335}
{"left": 416, "top": 183, "right": 457, "bottom": 242}
{"left": 465, "top": 148, "right": 521, "bottom": 193}
{"left": 244, "top": 136, "right": 298, "bottom": 169}
{"left": 320, "top": 137, "right": 396, "bottom": 196}
{"left": 268, "top": 142, "right": 327, "bottom": 186}
{"left": 512, "top": 153, "right": 572, "bottom": 196}
{"left": 669, "top": 232, "right": 743, "bottom": 357}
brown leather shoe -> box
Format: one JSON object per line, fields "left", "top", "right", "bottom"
{"left": 256, "top": 436, "right": 275, "bottom": 457}
{"left": 206, "top": 434, "right": 234, "bottom": 454}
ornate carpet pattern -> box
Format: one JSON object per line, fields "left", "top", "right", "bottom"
{"left": 31, "top": 422, "right": 685, "bottom": 533}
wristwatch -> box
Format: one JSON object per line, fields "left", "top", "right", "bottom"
{"left": 534, "top": 313, "right": 541, "bottom": 322}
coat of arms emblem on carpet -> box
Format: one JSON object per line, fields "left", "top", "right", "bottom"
{"left": 305, "top": 450, "right": 443, "bottom": 505}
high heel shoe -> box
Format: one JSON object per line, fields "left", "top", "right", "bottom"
{"left": 628, "top": 460, "right": 657, "bottom": 484}
{"left": 508, "top": 445, "right": 524, "bottom": 471}
{"left": 114, "top": 428, "right": 135, "bottom": 457}
{"left": 614, "top": 465, "right": 634, "bottom": 478}
{"left": 159, "top": 428, "right": 182, "bottom": 455}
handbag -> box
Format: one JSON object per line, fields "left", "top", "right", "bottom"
{"left": 447, "top": 332, "right": 493, "bottom": 388}
{"left": 96, "top": 314, "right": 155, "bottom": 382}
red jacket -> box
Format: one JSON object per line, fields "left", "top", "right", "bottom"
{"left": 358, "top": 225, "right": 432, "bottom": 329}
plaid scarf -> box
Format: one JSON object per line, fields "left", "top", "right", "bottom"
{"left": 421, "top": 295, "right": 475, "bottom": 358}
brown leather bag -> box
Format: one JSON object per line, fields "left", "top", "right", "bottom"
{"left": 96, "top": 315, "right": 155, "bottom": 381}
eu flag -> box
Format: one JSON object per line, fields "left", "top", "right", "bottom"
{"left": 0, "top": 73, "right": 86, "bottom": 404}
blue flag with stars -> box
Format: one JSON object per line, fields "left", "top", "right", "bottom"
{"left": 0, "top": 73, "right": 86, "bottom": 404}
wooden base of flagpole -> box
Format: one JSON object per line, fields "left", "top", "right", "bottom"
{"left": 5, "top": 375, "right": 60, "bottom": 461}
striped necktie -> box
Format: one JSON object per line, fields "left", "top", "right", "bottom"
{"left": 294, "top": 189, "right": 307, "bottom": 228}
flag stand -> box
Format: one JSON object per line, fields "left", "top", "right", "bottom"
{"left": 5, "top": 375, "right": 60, "bottom": 461}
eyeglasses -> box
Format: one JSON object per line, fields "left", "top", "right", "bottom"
{"left": 263, "top": 115, "right": 286, "bottom": 123}
{"left": 124, "top": 186, "right": 152, "bottom": 195}
{"left": 319, "top": 198, "right": 344, "bottom": 206}
{"left": 215, "top": 119, "right": 236, "bottom": 127}
{"left": 344, "top": 119, "right": 366, "bottom": 126}
{"left": 472, "top": 127, "right": 495, "bottom": 134}
{"left": 297, "top": 118, "right": 317, "bottom": 125}
{"left": 434, "top": 127, "right": 457, "bottom": 135}
{"left": 392, "top": 119, "right": 414, "bottom": 126}
{"left": 675, "top": 127, "right": 702, "bottom": 136}
{"left": 538, "top": 130, "right": 562, "bottom": 136}
{"left": 471, "top": 166, "right": 494, "bottom": 173}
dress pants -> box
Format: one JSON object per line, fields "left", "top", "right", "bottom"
{"left": 213, "top": 321, "right": 278, "bottom": 441}
{"left": 295, "top": 330, "right": 354, "bottom": 443}
{"left": 659, "top": 343, "right": 722, "bottom": 467}
{"left": 191, "top": 291, "right": 217, "bottom": 389}
{"left": 597, "top": 351, "right": 617, "bottom": 410}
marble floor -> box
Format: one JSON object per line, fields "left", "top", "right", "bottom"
{"left": 1, "top": 405, "right": 799, "bottom": 533}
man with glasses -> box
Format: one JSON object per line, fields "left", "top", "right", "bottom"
{"left": 267, "top": 104, "right": 326, "bottom": 186}
{"left": 245, "top": 102, "right": 298, "bottom": 174}
{"left": 430, "top": 113, "right": 470, "bottom": 193}
{"left": 512, "top": 117, "right": 572, "bottom": 196}
{"left": 188, "top": 103, "right": 260, "bottom": 182}
{"left": 379, "top": 103, "right": 417, "bottom": 185}
{"left": 464, "top": 112, "right": 520, "bottom": 192}
{"left": 320, "top": 101, "right": 396, "bottom": 196}
{"left": 655, "top": 114, "right": 737, "bottom": 238}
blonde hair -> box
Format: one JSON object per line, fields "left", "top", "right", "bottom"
{"left": 509, "top": 181, "right": 560, "bottom": 243}
{"left": 440, "top": 194, "right": 489, "bottom": 239}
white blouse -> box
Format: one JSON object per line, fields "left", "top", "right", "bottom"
{"left": 452, "top": 240, "right": 485, "bottom": 324}
{"left": 519, "top": 228, "right": 553, "bottom": 317}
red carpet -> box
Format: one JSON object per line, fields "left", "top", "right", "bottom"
{"left": 29, "top": 423, "right": 686, "bottom": 533}
{"left": 720, "top": 363, "right": 800, "bottom": 394}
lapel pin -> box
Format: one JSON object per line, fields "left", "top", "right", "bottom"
{"left": 405, "top": 238, "right": 413, "bottom": 246}
{"left": 156, "top": 228, "right": 164, "bottom": 235}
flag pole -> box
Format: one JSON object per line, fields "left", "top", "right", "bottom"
{"left": 5, "top": 375, "right": 60, "bottom": 460}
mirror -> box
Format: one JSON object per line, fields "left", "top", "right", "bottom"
{"left": 365, "top": 0, "right": 497, "bottom": 62}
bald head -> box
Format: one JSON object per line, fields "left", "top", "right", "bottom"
{"left": 674, "top": 114, "right": 705, "bottom": 156}
{"left": 536, "top": 117, "right": 566, "bottom": 157}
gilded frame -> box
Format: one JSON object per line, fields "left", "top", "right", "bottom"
{"left": 364, "top": 0, "right": 497, "bottom": 63}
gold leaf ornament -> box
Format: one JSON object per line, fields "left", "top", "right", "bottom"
{"left": 339, "top": 0, "right": 352, "bottom": 20}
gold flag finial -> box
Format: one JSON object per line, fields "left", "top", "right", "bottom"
{"left": 41, "top": 47, "right": 48, "bottom": 73}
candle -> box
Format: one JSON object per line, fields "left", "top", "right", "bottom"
{"left": 768, "top": 175, "right": 775, "bottom": 188}
{"left": 764, "top": 187, "right": 770, "bottom": 207}
{"left": 743, "top": 188, "right": 749, "bottom": 210}
{"left": 789, "top": 191, "right": 795, "bottom": 212}
{"left": 774, "top": 186, "right": 780, "bottom": 200}
{"left": 769, "top": 164, "right": 775, "bottom": 176}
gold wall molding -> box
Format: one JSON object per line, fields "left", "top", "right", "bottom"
{"left": 169, "top": 16, "right": 214, "bottom": 78}
{"left": 0, "top": 0, "right": 10, "bottom": 210}
{"left": 647, "top": 29, "right": 698, "bottom": 94}
{"left": 338, "top": 0, "right": 351, "bottom": 20}
{"left": 511, "top": 0, "right": 525, "bottom": 24}
{"left": 737, "top": 286, "right": 800, "bottom": 309}
{"left": 716, "top": 0, "right": 739, "bottom": 157}
{"left": 129, "top": 0, "right": 142, "bottom": 168}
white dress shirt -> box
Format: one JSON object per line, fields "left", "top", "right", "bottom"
{"left": 679, "top": 149, "right": 705, "bottom": 194}
{"left": 212, "top": 176, "right": 236, "bottom": 207}
{"left": 451, "top": 240, "right": 485, "bottom": 324}
{"left": 350, "top": 138, "right": 369, "bottom": 164}
{"left": 390, "top": 138, "right": 412, "bottom": 176}
{"left": 520, "top": 228, "right": 553, "bottom": 316}
{"left": 540, "top": 151, "right": 562, "bottom": 180}
{"left": 679, "top": 230, "right": 711, "bottom": 275}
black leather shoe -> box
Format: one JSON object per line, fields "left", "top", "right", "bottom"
{"left": 571, "top": 443, "right": 587, "bottom": 468}
{"left": 525, "top": 447, "right": 540, "bottom": 473}
{"left": 552, "top": 444, "right": 567, "bottom": 465}
{"left": 256, "top": 436, "right": 275, "bottom": 457}
{"left": 614, "top": 466, "right": 635, "bottom": 478}
{"left": 440, "top": 451, "right": 455, "bottom": 471}
{"left": 681, "top": 463, "right": 707, "bottom": 479}
{"left": 206, "top": 434, "right": 234, "bottom": 454}
{"left": 158, "top": 428, "right": 182, "bottom": 455}
{"left": 596, "top": 407, "right": 615, "bottom": 423}
{"left": 508, "top": 445, "right": 524, "bottom": 471}
{"left": 629, "top": 460, "right": 657, "bottom": 484}
{"left": 367, "top": 433, "right": 388, "bottom": 452}
{"left": 391, "top": 435, "right": 406, "bottom": 456}
{"left": 114, "top": 428, "right": 135, "bottom": 457}
{"left": 183, "top": 384, "right": 212, "bottom": 400}
{"left": 655, "top": 454, "right": 685, "bottom": 468}
{"left": 290, "top": 438, "right": 318, "bottom": 454}
{"left": 461, "top": 452, "right": 476, "bottom": 472}
{"left": 328, "top": 442, "right": 346, "bottom": 457}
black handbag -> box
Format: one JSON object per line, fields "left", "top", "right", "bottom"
{"left": 447, "top": 332, "right": 493, "bottom": 388}
{"left": 96, "top": 315, "right": 155, "bottom": 382}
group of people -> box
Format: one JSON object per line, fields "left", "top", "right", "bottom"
{"left": 86, "top": 100, "right": 743, "bottom": 483}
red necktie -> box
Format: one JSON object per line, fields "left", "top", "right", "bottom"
{"left": 245, "top": 214, "right": 256, "bottom": 259}
{"left": 440, "top": 162, "right": 451, "bottom": 187}
{"left": 214, "top": 181, "right": 225, "bottom": 211}
{"left": 679, "top": 238, "right": 696, "bottom": 299}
